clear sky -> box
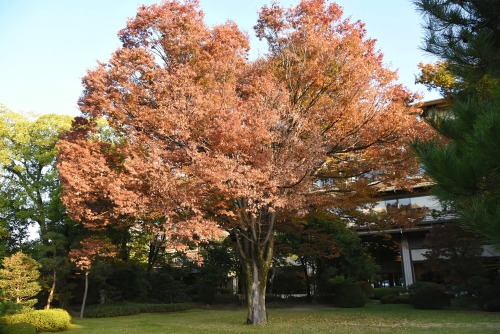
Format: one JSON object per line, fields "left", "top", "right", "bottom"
{"left": 0, "top": 0, "right": 440, "bottom": 117}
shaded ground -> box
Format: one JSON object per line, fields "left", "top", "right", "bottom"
{"left": 66, "top": 303, "right": 500, "bottom": 334}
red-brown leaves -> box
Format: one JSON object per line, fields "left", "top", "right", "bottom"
{"left": 69, "top": 238, "right": 117, "bottom": 271}
{"left": 58, "top": 0, "right": 428, "bottom": 248}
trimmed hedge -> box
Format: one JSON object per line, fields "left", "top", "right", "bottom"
{"left": 83, "top": 304, "right": 140, "bottom": 318}
{"left": 2, "top": 322, "right": 36, "bottom": 334}
{"left": 84, "top": 303, "right": 194, "bottom": 318}
{"left": 0, "top": 309, "right": 71, "bottom": 332}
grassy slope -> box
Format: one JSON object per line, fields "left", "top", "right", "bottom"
{"left": 65, "top": 304, "right": 500, "bottom": 334}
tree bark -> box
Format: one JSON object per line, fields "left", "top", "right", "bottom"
{"left": 80, "top": 271, "right": 89, "bottom": 319}
{"left": 299, "top": 257, "right": 312, "bottom": 299}
{"left": 232, "top": 207, "right": 275, "bottom": 325}
{"left": 45, "top": 269, "right": 57, "bottom": 309}
{"left": 243, "top": 255, "right": 270, "bottom": 324}
{"left": 147, "top": 234, "right": 165, "bottom": 279}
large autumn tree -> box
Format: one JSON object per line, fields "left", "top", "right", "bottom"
{"left": 58, "top": 0, "right": 422, "bottom": 324}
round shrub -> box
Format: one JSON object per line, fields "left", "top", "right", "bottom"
{"left": 0, "top": 309, "right": 71, "bottom": 332}
{"left": 2, "top": 322, "right": 36, "bottom": 334}
{"left": 409, "top": 282, "right": 450, "bottom": 310}
{"left": 332, "top": 282, "right": 367, "bottom": 308}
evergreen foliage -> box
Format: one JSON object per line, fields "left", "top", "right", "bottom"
{"left": 0, "top": 302, "right": 22, "bottom": 316}
{"left": 0, "top": 252, "right": 41, "bottom": 307}
{"left": 413, "top": 0, "right": 500, "bottom": 246}
{"left": 415, "top": 0, "right": 500, "bottom": 84}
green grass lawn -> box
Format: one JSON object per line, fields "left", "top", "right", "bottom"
{"left": 65, "top": 303, "right": 500, "bottom": 334}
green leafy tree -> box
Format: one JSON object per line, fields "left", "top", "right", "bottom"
{"left": 416, "top": 61, "right": 457, "bottom": 97}
{"left": 275, "top": 211, "right": 377, "bottom": 298}
{"left": 0, "top": 105, "right": 73, "bottom": 244}
{"left": 0, "top": 105, "right": 74, "bottom": 308}
{"left": 0, "top": 251, "right": 41, "bottom": 307}
{"left": 412, "top": 0, "right": 500, "bottom": 246}
{"left": 196, "top": 239, "right": 238, "bottom": 303}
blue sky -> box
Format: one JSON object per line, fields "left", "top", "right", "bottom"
{"left": 0, "top": 0, "right": 439, "bottom": 117}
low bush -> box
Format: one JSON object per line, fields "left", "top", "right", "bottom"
{"left": 409, "top": 282, "right": 450, "bottom": 310}
{"left": 135, "top": 303, "right": 194, "bottom": 313}
{"left": 2, "top": 322, "right": 36, "bottom": 334}
{"left": 357, "top": 282, "right": 374, "bottom": 299}
{"left": 0, "top": 302, "right": 23, "bottom": 317}
{"left": 372, "top": 287, "right": 405, "bottom": 300}
{"left": 84, "top": 304, "right": 141, "bottom": 318}
{"left": 332, "top": 282, "right": 366, "bottom": 308}
{"left": 84, "top": 303, "right": 194, "bottom": 318}
{"left": 452, "top": 296, "right": 480, "bottom": 309}
{"left": 0, "top": 309, "right": 71, "bottom": 332}
{"left": 480, "top": 280, "right": 500, "bottom": 312}
{"left": 380, "top": 294, "right": 411, "bottom": 304}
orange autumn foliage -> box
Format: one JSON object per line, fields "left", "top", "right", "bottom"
{"left": 58, "top": 0, "right": 427, "bottom": 324}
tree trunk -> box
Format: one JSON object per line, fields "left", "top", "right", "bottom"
{"left": 299, "top": 257, "right": 312, "bottom": 299}
{"left": 243, "top": 256, "right": 270, "bottom": 324}
{"left": 45, "top": 269, "right": 57, "bottom": 309}
{"left": 147, "top": 234, "right": 165, "bottom": 279}
{"left": 80, "top": 271, "right": 89, "bottom": 319}
{"left": 232, "top": 207, "right": 275, "bottom": 325}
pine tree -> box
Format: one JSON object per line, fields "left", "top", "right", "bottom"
{"left": 0, "top": 252, "right": 41, "bottom": 307}
{"left": 412, "top": 0, "right": 500, "bottom": 245}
